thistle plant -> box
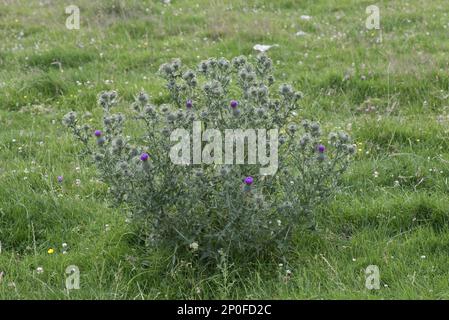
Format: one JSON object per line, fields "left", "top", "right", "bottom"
{"left": 63, "top": 54, "right": 355, "bottom": 264}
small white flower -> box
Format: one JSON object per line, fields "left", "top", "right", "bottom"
{"left": 36, "top": 267, "right": 44, "bottom": 274}
{"left": 189, "top": 242, "right": 199, "bottom": 251}
{"left": 300, "top": 15, "right": 312, "bottom": 21}
{"left": 420, "top": 255, "right": 426, "bottom": 259}
{"left": 373, "top": 171, "right": 379, "bottom": 178}
{"left": 75, "top": 179, "right": 81, "bottom": 186}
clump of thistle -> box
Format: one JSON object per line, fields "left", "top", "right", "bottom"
{"left": 63, "top": 54, "right": 354, "bottom": 265}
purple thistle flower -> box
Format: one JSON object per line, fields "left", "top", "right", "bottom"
{"left": 57, "top": 176, "right": 63, "bottom": 183}
{"left": 94, "top": 130, "right": 102, "bottom": 137}
{"left": 140, "top": 153, "right": 149, "bottom": 161}
{"left": 230, "top": 100, "right": 238, "bottom": 109}
{"left": 317, "top": 144, "right": 326, "bottom": 153}
{"left": 186, "top": 99, "right": 193, "bottom": 109}
{"left": 244, "top": 176, "right": 253, "bottom": 185}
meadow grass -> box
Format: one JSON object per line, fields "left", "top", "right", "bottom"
{"left": 1, "top": 0, "right": 449, "bottom": 299}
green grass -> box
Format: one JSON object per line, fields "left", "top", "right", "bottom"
{"left": 1, "top": 0, "right": 449, "bottom": 299}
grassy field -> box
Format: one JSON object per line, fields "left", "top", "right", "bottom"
{"left": 1, "top": 0, "right": 449, "bottom": 299}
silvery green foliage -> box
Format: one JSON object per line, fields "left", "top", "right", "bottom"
{"left": 63, "top": 54, "right": 355, "bottom": 264}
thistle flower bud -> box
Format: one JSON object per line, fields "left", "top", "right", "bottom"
{"left": 280, "top": 201, "right": 293, "bottom": 210}
{"left": 162, "top": 127, "right": 171, "bottom": 137}
{"left": 208, "top": 58, "right": 217, "bottom": 67}
{"left": 159, "top": 63, "right": 173, "bottom": 76}
{"left": 195, "top": 169, "right": 204, "bottom": 177}
{"left": 299, "top": 133, "right": 311, "bottom": 147}
{"left": 310, "top": 122, "right": 320, "bottom": 132}
{"left": 328, "top": 132, "right": 338, "bottom": 142}
{"left": 62, "top": 111, "right": 77, "bottom": 126}
{"left": 137, "top": 92, "right": 149, "bottom": 104}
{"left": 100, "top": 92, "right": 109, "bottom": 101}
{"left": 109, "top": 91, "right": 117, "bottom": 101}
{"left": 167, "top": 112, "right": 177, "bottom": 122}
{"left": 310, "top": 122, "right": 321, "bottom": 137}
{"left": 338, "top": 132, "right": 349, "bottom": 143}
{"left": 160, "top": 104, "right": 169, "bottom": 113}
{"left": 219, "top": 166, "right": 230, "bottom": 176}
{"left": 218, "top": 58, "right": 230, "bottom": 70}
{"left": 97, "top": 137, "right": 105, "bottom": 146}
{"left": 93, "top": 153, "right": 104, "bottom": 162}
{"left": 117, "top": 161, "right": 129, "bottom": 173}
{"left": 347, "top": 144, "right": 356, "bottom": 154}
{"left": 294, "top": 91, "right": 304, "bottom": 100}
{"left": 280, "top": 84, "right": 293, "bottom": 96}
{"left": 301, "top": 119, "right": 310, "bottom": 130}
{"left": 249, "top": 87, "right": 258, "bottom": 97}
{"left": 132, "top": 102, "right": 140, "bottom": 112}
{"left": 171, "top": 59, "right": 181, "bottom": 71}
{"left": 129, "top": 148, "right": 139, "bottom": 158}
{"left": 238, "top": 69, "right": 248, "bottom": 80}
{"left": 199, "top": 61, "right": 208, "bottom": 73}
{"left": 182, "top": 70, "right": 195, "bottom": 80}
{"left": 144, "top": 104, "right": 156, "bottom": 115}
{"left": 287, "top": 124, "right": 297, "bottom": 134}
{"left": 255, "top": 107, "right": 265, "bottom": 117}
{"left": 112, "top": 137, "right": 123, "bottom": 148}
{"left": 104, "top": 118, "right": 112, "bottom": 128}
{"left": 232, "top": 55, "right": 247, "bottom": 68}
{"left": 254, "top": 193, "right": 264, "bottom": 205}
{"left": 200, "top": 111, "right": 209, "bottom": 119}
{"left": 258, "top": 85, "right": 268, "bottom": 97}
